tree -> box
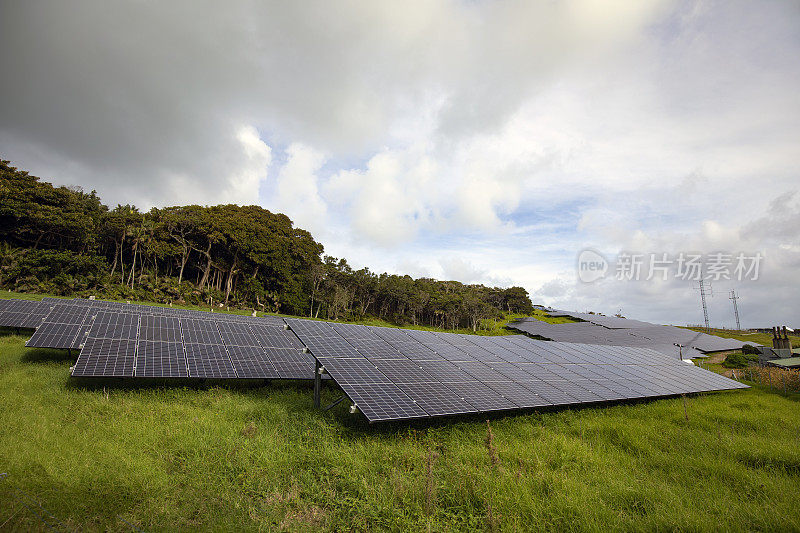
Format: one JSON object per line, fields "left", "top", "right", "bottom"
{"left": 502, "top": 286, "right": 534, "bottom": 314}
{"left": 0, "top": 160, "right": 532, "bottom": 324}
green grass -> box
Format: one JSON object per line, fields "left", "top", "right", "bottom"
{"left": 2, "top": 333, "right": 800, "bottom": 531}
{"left": 524, "top": 308, "right": 582, "bottom": 325}
{"left": 348, "top": 315, "right": 524, "bottom": 336}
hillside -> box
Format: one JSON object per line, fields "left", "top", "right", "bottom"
{"left": 1, "top": 326, "right": 799, "bottom": 530}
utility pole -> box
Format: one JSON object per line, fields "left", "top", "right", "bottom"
{"left": 695, "top": 280, "right": 712, "bottom": 332}
{"left": 729, "top": 290, "right": 741, "bottom": 331}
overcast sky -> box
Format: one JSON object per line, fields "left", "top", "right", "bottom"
{"left": 1, "top": 1, "right": 798, "bottom": 327}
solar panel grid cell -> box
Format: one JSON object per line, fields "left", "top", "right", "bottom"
{"left": 135, "top": 341, "right": 187, "bottom": 377}
{"left": 444, "top": 381, "right": 518, "bottom": 412}
{"left": 270, "top": 353, "right": 316, "bottom": 379}
{"left": 399, "top": 382, "right": 476, "bottom": 416}
{"left": 386, "top": 342, "right": 441, "bottom": 361}
{"left": 232, "top": 358, "right": 280, "bottom": 379}
{"left": 486, "top": 381, "right": 551, "bottom": 408}
{"left": 454, "top": 345, "right": 505, "bottom": 363}
{"left": 184, "top": 343, "right": 237, "bottom": 378}
{"left": 454, "top": 361, "right": 509, "bottom": 382}
{"left": 343, "top": 383, "right": 429, "bottom": 421}
{"left": 139, "top": 315, "right": 181, "bottom": 342}
{"left": 180, "top": 319, "right": 224, "bottom": 345}
{"left": 316, "top": 357, "right": 386, "bottom": 384}
{"left": 72, "top": 338, "right": 136, "bottom": 377}
{"left": 26, "top": 321, "right": 84, "bottom": 349}
{"left": 491, "top": 362, "right": 537, "bottom": 382}
{"left": 88, "top": 311, "right": 139, "bottom": 340}
{"left": 286, "top": 319, "right": 334, "bottom": 338}
{"left": 371, "top": 359, "right": 433, "bottom": 384}
{"left": 417, "top": 360, "right": 467, "bottom": 382}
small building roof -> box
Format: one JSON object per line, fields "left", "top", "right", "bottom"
{"left": 769, "top": 357, "right": 800, "bottom": 368}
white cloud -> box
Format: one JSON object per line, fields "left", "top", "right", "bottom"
{"left": 1, "top": 0, "right": 798, "bottom": 325}
{"left": 272, "top": 144, "right": 327, "bottom": 235}
{"left": 327, "top": 147, "right": 440, "bottom": 246}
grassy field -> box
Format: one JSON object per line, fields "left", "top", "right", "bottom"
{"left": 523, "top": 308, "right": 581, "bottom": 325}
{"left": 2, "top": 330, "right": 800, "bottom": 531}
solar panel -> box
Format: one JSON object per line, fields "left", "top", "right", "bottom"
{"left": 184, "top": 343, "right": 238, "bottom": 378}
{"left": 180, "top": 319, "right": 224, "bottom": 345}
{"left": 135, "top": 341, "right": 187, "bottom": 377}
{"left": 251, "top": 324, "right": 304, "bottom": 349}
{"left": 226, "top": 346, "right": 279, "bottom": 379}
{"left": 444, "top": 381, "right": 517, "bottom": 411}
{"left": 72, "top": 338, "right": 136, "bottom": 377}
{"left": 26, "top": 303, "right": 91, "bottom": 349}
{"left": 508, "top": 315, "right": 749, "bottom": 356}
{"left": 399, "top": 382, "right": 475, "bottom": 416}
{"left": 292, "top": 324, "right": 749, "bottom": 423}
{"left": 0, "top": 299, "right": 52, "bottom": 329}
{"left": 340, "top": 383, "right": 429, "bottom": 422}
{"left": 268, "top": 349, "right": 318, "bottom": 379}
{"left": 87, "top": 311, "right": 139, "bottom": 340}
{"left": 66, "top": 307, "right": 316, "bottom": 380}
{"left": 139, "top": 315, "right": 181, "bottom": 342}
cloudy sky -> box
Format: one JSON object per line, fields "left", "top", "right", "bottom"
{"left": 1, "top": 0, "right": 798, "bottom": 327}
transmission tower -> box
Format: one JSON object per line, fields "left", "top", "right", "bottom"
{"left": 729, "top": 290, "right": 741, "bottom": 330}
{"left": 695, "top": 280, "right": 712, "bottom": 332}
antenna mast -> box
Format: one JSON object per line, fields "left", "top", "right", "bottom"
{"left": 729, "top": 290, "right": 741, "bottom": 330}
{"left": 695, "top": 280, "right": 712, "bottom": 332}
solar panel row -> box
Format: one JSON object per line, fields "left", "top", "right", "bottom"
{"left": 509, "top": 313, "right": 747, "bottom": 356}
{"left": 0, "top": 299, "right": 53, "bottom": 329}
{"left": 287, "top": 319, "right": 747, "bottom": 423}
{"left": 71, "top": 311, "right": 314, "bottom": 380}
{"left": 48, "top": 297, "right": 286, "bottom": 325}
{"left": 27, "top": 300, "right": 285, "bottom": 350}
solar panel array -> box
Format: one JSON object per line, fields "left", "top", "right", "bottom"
{"left": 0, "top": 299, "right": 53, "bottom": 329}
{"left": 27, "top": 298, "right": 284, "bottom": 350}
{"left": 71, "top": 310, "right": 313, "bottom": 379}
{"left": 509, "top": 311, "right": 748, "bottom": 356}
{"left": 3, "top": 296, "right": 750, "bottom": 424}
{"left": 286, "top": 318, "right": 747, "bottom": 423}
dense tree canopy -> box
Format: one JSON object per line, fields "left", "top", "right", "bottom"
{"left": 0, "top": 160, "right": 533, "bottom": 328}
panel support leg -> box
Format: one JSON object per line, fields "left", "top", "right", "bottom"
{"left": 313, "top": 360, "right": 321, "bottom": 408}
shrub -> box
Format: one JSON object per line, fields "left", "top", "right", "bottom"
{"left": 723, "top": 352, "right": 749, "bottom": 369}
{"left": 1, "top": 249, "right": 108, "bottom": 293}
{"left": 742, "top": 344, "right": 759, "bottom": 355}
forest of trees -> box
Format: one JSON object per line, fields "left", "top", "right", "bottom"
{"left": 0, "top": 160, "right": 534, "bottom": 329}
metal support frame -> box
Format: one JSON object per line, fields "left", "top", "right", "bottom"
{"left": 311, "top": 361, "right": 354, "bottom": 414}
{"left": 323, "top": 395, "right": 347, "bottom": 411}
{"left": 313, "top": 360, "right": 322, "bottom": 408}
{"left": 674, "top": 343, "right": 683, "bottom": 361}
